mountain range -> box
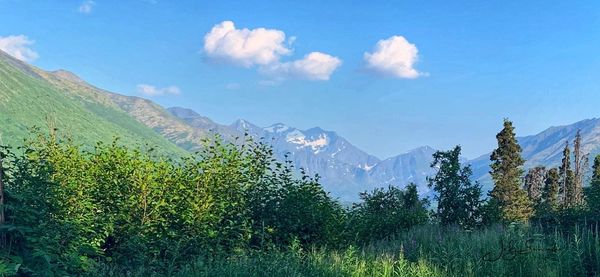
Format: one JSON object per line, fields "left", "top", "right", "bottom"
{"left": 1, "top": 48, "right": 600, "bottom": 201}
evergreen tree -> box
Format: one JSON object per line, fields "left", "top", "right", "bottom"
{"left": 560, "top": 141, "right": 577, "bottom": 207}
{"left": 572, "top": 130, "right": 587, "bottom": 206}
{"left": 428, "top": 145, "right": 482, "bottom": 228}
{"left": 541, "top": 168, "right": 560, "bottom": 212}
{"left": 587, "top": 155, "right": 600, "bottom": 214}
{"left": 489, "top": 119, "right": 533, "bottom": 223}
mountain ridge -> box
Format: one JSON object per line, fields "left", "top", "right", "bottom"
{"left": 3, "top": 49, "right": 600, "bottom": 202}
{"left": 0, "top": 49, "right": 186, "bottom": 156}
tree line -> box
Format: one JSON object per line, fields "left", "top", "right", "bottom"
{"left": 429, "top": 119, "right": 600, "bottom": 228}
{"left": 1, "top": 120, "right": 600, "bottom": 275}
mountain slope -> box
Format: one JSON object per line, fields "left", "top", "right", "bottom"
{"left": 368, "top": 146, "right": 437, "bottom": 195}
{"left": 0, "top": 49, "right": 185, "bottom": 155}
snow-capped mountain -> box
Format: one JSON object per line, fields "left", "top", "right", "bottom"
{"left": 170, "top": 107, "right": 435, "bottom": 201}
{"left": 233, "top": 122, "right": 382, "bottom": 200}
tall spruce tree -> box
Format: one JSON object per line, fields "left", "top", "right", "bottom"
{"left": 428, "top": 145, "right": 482, "bottom": 228}
{"left": 572, "top": 130, "right": 587, "bottom": 206}
{"left": 560, "top": 141, "right": 577, "bottom": 207}
{"left": 489, "top": 119, "right": 533, "bottom": 222}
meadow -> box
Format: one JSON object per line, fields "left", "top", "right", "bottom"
{"left": 95, "top": 224, "right": 600, "bottom": 277}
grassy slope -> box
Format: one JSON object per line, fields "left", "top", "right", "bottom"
{"left": 0, "top": 51, "right": 186, "bottom": 156}
{"left": 108, "top": 93, "right": 212, "bottom": 151}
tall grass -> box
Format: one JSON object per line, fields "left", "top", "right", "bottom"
{"left": 92, "top": 223, "right": 600, "bottom": 276}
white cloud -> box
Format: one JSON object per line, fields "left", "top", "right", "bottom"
{"left": 0, "top": 35, "right": 39, "bottom": 62}
{"left": 136, "top": 84, "right": 180, "bottom": 96}
{"left": 364, "top": 35, "right": 423, "bottom": 79}
{"left": 78, "top": 0, "right": 95, "bottom": 13}
{"left": 203, "top": 21, "right": 342, "bottom": 82}
{"left": 203, "top": 21, "right": 291, "bottom": 67}
{"left": 263, "top": 52, "right": 342, "bottom": 81}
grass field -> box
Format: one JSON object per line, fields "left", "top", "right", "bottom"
{"left": 89, "top": 224, "right": 600, "bottom": 277}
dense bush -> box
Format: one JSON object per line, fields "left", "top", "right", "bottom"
{"left": 0, "top": 133, "right": 347, "bottom": 275}
{"left": 348, "top": 184, "right": 429, "bottom": 242}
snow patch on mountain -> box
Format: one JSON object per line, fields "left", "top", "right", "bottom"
{"left": 286, "top": 131, "right": 329, "bottom": 153}
{"left": 360, "top": 163, "right": 376, "bottom": 171}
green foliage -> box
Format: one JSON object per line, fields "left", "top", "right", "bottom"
{"left": 7, "top": 126, "right": 600, "bottom": 276}
{"left": 91, "top": 224, "right": 600, "bottom": 277}
{"left": 536, "top": 168, "right": 560, "bottom": 217}
{"left": 588, "top": 155, "right": 600, "bottom": 213}
{"left": 0, "top": 131, "right": 346, "bottom": 275}
{"left": 428, "top": 146, "right": 482, "bottom": 228}
{"left": 489, "top": 119, "right": 533, "bottom": 223}
{"left": 245, "top": 157, "right": 347, "bottom": 247}
{"left": 560, "top": 141, "right": 578, "bottom": 208}
{"left": 572, "top": 130, "right": 587, "bottom": 207}
{"left": 348, "top": 184, "right": 429, "bottom": 242}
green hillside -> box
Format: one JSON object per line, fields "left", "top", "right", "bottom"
{"left": 0, "top": 50, "right": 186, "bottom": 156}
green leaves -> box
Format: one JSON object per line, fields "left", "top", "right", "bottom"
{"left": 349, "top": 184, "right": 429, "bottom": 242}
{"left": 0, "top": 131, "right": 348, "bottom": 274}
{"left": 428, "top": 146, "right": 482, "bottom": 228}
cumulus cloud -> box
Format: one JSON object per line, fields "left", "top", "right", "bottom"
{"left": 0, "top": 35, "right": 39, "bottom": 62}
{"left": 136, "top": 84, "right": 180, "bottom": 96}
{"left": 364, "top": 35, "right": 423, "bottom": 79}
{"left": 203, "top": 21, "right": 342, "bottom": 81}
{"left": 263, "top": 52, "right": 342, "bottom": 81}
{"left": 203, "top": 21, "right": 291, "bottom": 67}
{"left": 78, "top": 0, "right": 95, "bottom": 13}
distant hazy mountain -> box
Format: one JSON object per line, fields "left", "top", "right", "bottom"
{"left": 368, "top": 146, "right": 438, "bottom": 196}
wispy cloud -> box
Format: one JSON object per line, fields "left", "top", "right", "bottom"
{"left": 0, "top": 35, "right": 39, "bottom": 62}
{"left": 136, "top": 84, "right": 180, "bottom": 96}
{"left": 203, "top": 21, "right": 341, "bottom": 82}
{"left": 364, "top": 36, "right": 424, "bottom": 79}
{"left": 78, "top": 0, "right": 95, "bottom": 14}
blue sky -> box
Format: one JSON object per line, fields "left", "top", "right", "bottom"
{"left": 1, "top": 0, "right": 600, "bottom": 159}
